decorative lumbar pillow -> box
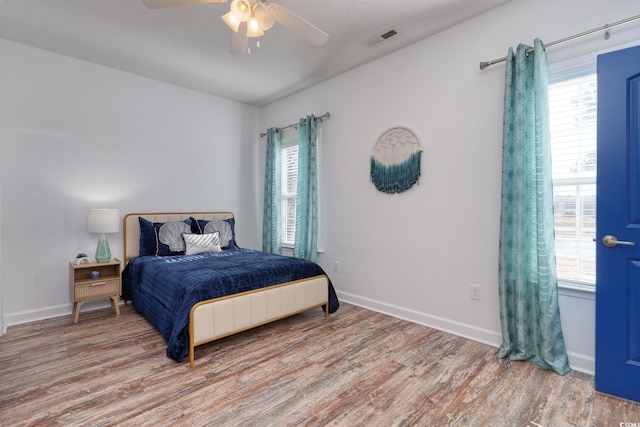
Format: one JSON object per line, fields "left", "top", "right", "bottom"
{"left": 183, "top": 232, "right": 221, "bottom": 256}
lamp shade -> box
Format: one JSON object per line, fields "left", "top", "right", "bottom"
{"left": 253, "top": 3, "right": 275, "bottom": 31}
{"left": 88, "top": 209, "right": 120, "bottom": 234}
{"left": 222, "top": 10, "right": 241, "bottom": 32}
{"left": 230, "top": 0, "right": 251, "bottom": 22}
{"left": 247, "top": 15, "right": 264, "bottom": 37}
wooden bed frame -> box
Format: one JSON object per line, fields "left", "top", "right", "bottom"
{"left": 123, "top": 212, "right": 330, "bottom": 367}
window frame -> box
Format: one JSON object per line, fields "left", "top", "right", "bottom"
{"left": 277, "top": 128, "right": 324, "bottom": 253}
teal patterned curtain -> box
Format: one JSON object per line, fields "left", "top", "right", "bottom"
{"left": 498, "top": 39, "right": 571, "bottom": 375}
{"left": 294, "top": 115, "right": 319, "bottom": 262}
{"left": 262, "top": 127, "right": 282, "bottom": 254}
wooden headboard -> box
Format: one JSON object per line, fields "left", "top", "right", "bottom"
{"left": 123, "top": 212, "right": 234, "bottom": 262}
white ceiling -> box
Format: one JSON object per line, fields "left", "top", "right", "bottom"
{"left": 0, "top": 0, "right": 513, "bottom": 107}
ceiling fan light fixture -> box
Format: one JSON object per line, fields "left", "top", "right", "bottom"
{"left": 230, "top": 0, "right": 251, "bottom": 22}
{"left": 254, "top": 3, "right": 275, "bottom": 31}
{"left": 247, "top": 14, "right": 264, "bottom": 37}
{"left": 222, "top": 11, "right": 241, "bottom": 32}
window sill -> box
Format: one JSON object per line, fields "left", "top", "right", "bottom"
{"left": 280, "top": 244, "right": 324, "bottom": 255}
{"left": 558, "top": 280, "right": 595, "bottom": 300}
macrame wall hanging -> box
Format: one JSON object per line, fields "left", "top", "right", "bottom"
{"left": 370, "top": 126, "right": 422, "bottom": 194}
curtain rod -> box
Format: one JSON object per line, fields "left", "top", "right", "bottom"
{"left": 479, "top": 14, "right": 640, "bottom": 70}
{"left": 260, "top": 112, "right": 330, "bottom": 138}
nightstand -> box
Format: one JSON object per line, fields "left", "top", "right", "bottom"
{"left": 69, "top": 258, "right": 121, "bottom": 323}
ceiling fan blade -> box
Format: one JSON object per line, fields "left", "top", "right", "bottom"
{"left": 229, "top": 22, "right": 248, "bottom": 55}
{"left": 270, "top": 3, "right": 329, "bottom": 47}
{"left": 141, "top": 0, "right": 227, "bottom": 9}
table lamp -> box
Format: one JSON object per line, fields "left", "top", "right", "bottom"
{"left": 88, "top": 208, "right": 120, "bottom": 263}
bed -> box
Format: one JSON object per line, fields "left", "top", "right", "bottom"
{"left": 121, "top": 212, "right": 339, "bottom": 367}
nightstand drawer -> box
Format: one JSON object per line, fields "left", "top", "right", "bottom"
{"left": 74, "top": 279, "right": 119, "bottom": 300}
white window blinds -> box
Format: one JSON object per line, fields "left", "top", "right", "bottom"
{"left": 549, "top": 72, "right": 597, "bottom": 285}
{"left": 282, "top": 144, "right": 298, "bottom": 246}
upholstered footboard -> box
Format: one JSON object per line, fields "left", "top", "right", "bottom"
{"left": 188, "top": 275, "right": 329, "bottom": 367}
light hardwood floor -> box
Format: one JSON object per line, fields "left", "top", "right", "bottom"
{"left": 0, "top": 302, "right": 638, "bottom": 426}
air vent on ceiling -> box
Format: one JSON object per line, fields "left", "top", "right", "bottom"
{"left": 365, "top": 28, "right": 399, "bottom": 47}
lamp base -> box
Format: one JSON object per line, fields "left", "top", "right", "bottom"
{"left": 95, "top": 233, "right": 112, "bottom": 263}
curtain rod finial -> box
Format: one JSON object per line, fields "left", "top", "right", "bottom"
{"left": 479, "top": 61, "right": 491, "bottom": 70}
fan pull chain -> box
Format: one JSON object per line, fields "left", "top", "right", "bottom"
{"left": 247, "top": 40, "right": 262, "bottom": 55}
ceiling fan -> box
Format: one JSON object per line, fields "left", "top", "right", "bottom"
{"left": 141, "top": 0, "right": 329, "bottom": 55}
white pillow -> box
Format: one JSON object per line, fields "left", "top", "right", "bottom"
{"left": 183, "top": 232, "right": 221, "bottom": 256}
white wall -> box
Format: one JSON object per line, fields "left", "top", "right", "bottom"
{"left": 0, "top": 38, "right": 261, "bottom": 325}
{"left": 259, "top": 0, "right": 640, "bottom": 374}
{"left": 0, "top": 166, "right": 3, "bottom": 336}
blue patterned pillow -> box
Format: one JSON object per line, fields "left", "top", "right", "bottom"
{"left": 138, "top": 217, "right": 192, "bottom": 256}
{"left": 189, "top": 217, "right": 237, "bottom": 249}
{"left": 183, "top": 232, "right": 221, "bottom": 256}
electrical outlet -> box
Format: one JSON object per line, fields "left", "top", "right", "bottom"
{"left": 470, "top": 283, "right": 481, "bottom": 301}
{"left": 333, "top": 261, "right": 341, "bottom": 273}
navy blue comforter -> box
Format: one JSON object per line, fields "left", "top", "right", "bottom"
{"left": 122, "top": 248, "right": 339, "bottom": 362}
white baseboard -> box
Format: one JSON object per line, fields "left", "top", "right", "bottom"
{"left": 337, "top": 290, "right": 594, "bottom": 376}
{"left": 338, "top": 290, "right": 502, "bottom": 347}
{"left": 4, "top": 299, "right": 119, "bottom": 328}
{"left": 566, "top": 352, "right": 595, "bottom": 376}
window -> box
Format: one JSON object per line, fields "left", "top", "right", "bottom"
{"left": 278, "top": 127, "right": 322, "bottom": 251}
{"left": 549, "top": 70, "right": 597, "bottom": 286}
{"left": 281, "top": 138, "right": 298, "bottom": 247}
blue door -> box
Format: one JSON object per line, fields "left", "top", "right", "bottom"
{"left": 596, "top": 44, "right": 640, "bottom": 402}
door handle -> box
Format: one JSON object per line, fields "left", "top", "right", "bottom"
{"left": 602, "top": 235, "right": 636, "bottom": 247}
